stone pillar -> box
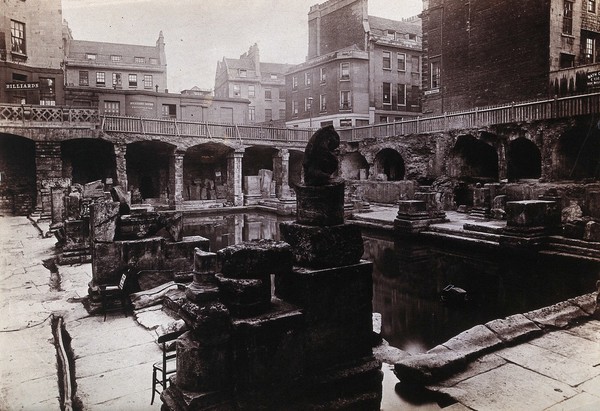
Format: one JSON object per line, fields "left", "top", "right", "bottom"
{"left": 273, "top": 148, "right": 291, "bottom": 199}
{"left": 497, "top": 140, "right": 507, "bottom": 181}
{"left": 169, "top": 150, "right": 185, "bottom": 209}
{"left": 227, "top": 149, "right": 244, "bottom": 206}
{"left": 114, "top": 143, "right": 127, "bottom": 190}
{"left": 34, "top": 141, "right": 63, "bottom": 215}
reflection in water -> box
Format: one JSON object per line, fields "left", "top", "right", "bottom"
{"left": 364, "top": 229, "right": 600, "bottom": 353}
{"left": 183, "top": 212, "right": 599, "bottom": 355}
{"left": 184, "top": 211, "right": 291, "bottom": 252}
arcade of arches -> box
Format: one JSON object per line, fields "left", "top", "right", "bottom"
{"left": 1, "top": 117, "right": 598, "bottom": 215}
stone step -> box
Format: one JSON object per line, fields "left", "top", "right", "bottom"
{"left": 425, "top": 224, "right": 503, "bottom": 243}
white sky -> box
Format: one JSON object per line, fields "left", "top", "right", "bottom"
{"left": 61, "top": 0, "right": 423, "bottom": 93}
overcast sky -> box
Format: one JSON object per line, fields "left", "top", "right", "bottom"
{"left": 61, "top": 0, "right": 423, "bottom": 93}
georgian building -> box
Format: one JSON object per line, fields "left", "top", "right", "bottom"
{"left": 63, "top": 29, "right": 168, "bottom": 113}
{"left": 0, "top": 0, "right": 65, "bottom": 105}
{"left": 285, "top": 0, "right": 422, "bottom": 129}
{"left": 214, "top": 44, "right": 294, "bottom": 126}
{"left": 421, "top": 0, "right": 600, "bottom": 115}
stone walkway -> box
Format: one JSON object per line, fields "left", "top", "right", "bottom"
{"left": 1, "top": 213, "right": 599, "bottom": 410}
{"left": 0, "top": 216, "right": 163, "bottom": 410}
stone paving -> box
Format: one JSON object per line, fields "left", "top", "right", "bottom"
{"left": 1, "top": 212, "right": 599, "bottom": 411}
{"left": 0, "top": 216, "right": 163, "bottom": 410}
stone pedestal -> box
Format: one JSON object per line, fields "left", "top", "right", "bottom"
{"left": 275, "top": 260, "right": 374, "bottom": 370}
{"left": 294, "top": 182, "right": 344, "bottom": 226}
{"left": 280, "top": 222, "right": 363, "bottom": 268}
{"left": 470, "top": 184, "right": 491, "bottom": 219}
{"left": 394, "top": 200, "right": 447, "bottom": 233}
{"left": 501, "top": 200, "right": 560, "bottom": 247}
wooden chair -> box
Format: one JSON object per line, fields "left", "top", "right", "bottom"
{"left": 151, "top": 329, "right": 186, "bottom": 405}
{"left": 99, "top": 267, "right": 134, "bottom": 321}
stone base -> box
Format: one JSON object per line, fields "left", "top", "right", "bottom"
{"left": 294, "top": 182, "right": 345, "bottom": 226}
{"left": 275, "top": 261, "right": 374, "bottom": 370}
{"left": 215, "top": 273, "right": 271, "bottom": 317}
{"left": 280, "top": 222, "right": 363, "bottom": 268}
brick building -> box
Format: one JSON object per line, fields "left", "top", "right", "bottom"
{"left": 0, "top": 0, "right": 65, "bottom": 105}
{"left": 63, "top": 29, "right": 167, "bottom": 110}
{"left": 214, "top": 44, "right": 293, "bottom": 126}
{"left": 285, "top": 0, "right": 422, "bottom": 129}
{"left": 421, "top": 0, "right": 600, "bottom": 115}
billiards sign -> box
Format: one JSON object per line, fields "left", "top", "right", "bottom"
{"left": 5, "top": 82, "right": 40, "bottom": 90}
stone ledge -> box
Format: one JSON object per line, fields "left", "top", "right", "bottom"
{"left": 394, "top": 293, "right": 597, "bottom": 385}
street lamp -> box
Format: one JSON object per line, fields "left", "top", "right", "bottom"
{"left": 307, "top": 96, "right": 313, "bottom": 129}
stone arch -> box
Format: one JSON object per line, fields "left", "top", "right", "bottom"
{"left": 373, "top": 148, "right": 405, "bottom": 181}
{"left": 507, "top": 137, "right": 541, "bottom": 181}
{"left": 183, "top": 142, "right": 232, "bottom": 201}
{"left": 126, "top": 141, "right": 176, "bottom": 202}
{"left": 448, "top": 134, "right": 498, "bottom": 180}
{"left": 340, "top": 151, "right": 369, "bottom": 180}
{"left": 0, "top": 133, "right": 36, "bottom": 215}
{"left": 552, "top": 120, "right": 600, "bottom": 180}
{"left": 61, "top": 139, "right": 117, "bottom": 185}
{"left": 242, "top": 145, "right": 278, "bottom": 176}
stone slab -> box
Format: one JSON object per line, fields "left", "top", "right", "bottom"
{"left": 441, "top": 324, "right": 503, "bottom": 357}
{"left": 394, "top": 350, "right": 468, "bottom": 384}
{"left": 485, "top": 313, "right": 543, "bottom": 344}
{"left": 432, "top": 353, "right": 507, "bottom": 388}
{"left": 565, "top": 320, "right": 600, "bottom": 343}
{"left": 496, "top": 343, "right": 600, "bottom": 387}
{"left": 545, "top": 392, "right": 600, "bottom": 411}
{"left": 76, "top": 362, "right": 152, "bottom": 406}
{"left": 579, "top": 374, "right": 600, "bottom": 396}
{"left": 434, "top": 363, "right": 577, "bottom": 411}
{"left": 523, "top": 300, "right": 588, "bottom": 329}
{"left": 527, "top": 330, "right": 600, "bottom": 367}
{"left": 568, "top": 293, "right": 597, "bottom": 315}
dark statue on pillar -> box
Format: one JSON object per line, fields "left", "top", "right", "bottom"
{"left": 302, "top": 125, "right": 341, "bottom": 186}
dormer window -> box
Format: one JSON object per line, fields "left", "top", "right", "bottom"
{"left": 270, "top": 73, "right": 278, "bottom": 79}
{"left": 239, "top": 69, "right": 247, "bottom": 77}
{"left": 86, "top": 53, "right": 96, "bottom": 60}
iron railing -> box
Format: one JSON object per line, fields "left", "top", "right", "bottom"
{"left": 0, "top": 104, "right": 98, "bottom": 124}
{"left": 1, "top": 92, "right": 598, "bottom": 143}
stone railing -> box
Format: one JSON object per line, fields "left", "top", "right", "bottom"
{"left": 101, "top": 116, "right": 314, "bottom": 146}
{"left": 1, "top": 92, "right": 598, "bottom": 142}
{"left": 0, "top": 103, "right": 99, "bottom": 124}
{"left": 337, "top": 91, "right": 600, "bottom": 141}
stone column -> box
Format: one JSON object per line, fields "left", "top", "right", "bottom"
{"left": 273, "top": 148, "right": 292, "bottom": 199}
{"left": 497, "top": 140, "right": 507, "bottom": 181}
{"left": 113, "top": 143, "right": 127, "bottom": 190}
{"left": 169, "top": 150, "right": 185, "bottom": 209}
{"left": 34, "top": 141, "right": 63, "bottom": 215}
{"left": 227, "top": 149, "right": 244, "bottom": 206}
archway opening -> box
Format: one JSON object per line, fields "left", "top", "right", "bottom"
{"left": 0, "top": 134, "right": 36, "bottom": 215}
{"left": 61, "top": 139, "right": 116, "bottom": 185}
{"left": 507, "top": 137, "right": 541, "bottom": 181}
{"left": 126, "top": 141, "right": 175, "bottom": 202}
{"left": 373, "top": 148, "right": 405, "bottom": 181}
{"left": 553, "top": 120, "right": 600, "bottom": 180}
{"left": 183, "top": 143, "right": 231, "bottom": 201}
{"left": 449, "top": 135, "right": 498, "bottom": 181}
{"left": 340, "top": 152, "right": 369, "bottom": 180}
